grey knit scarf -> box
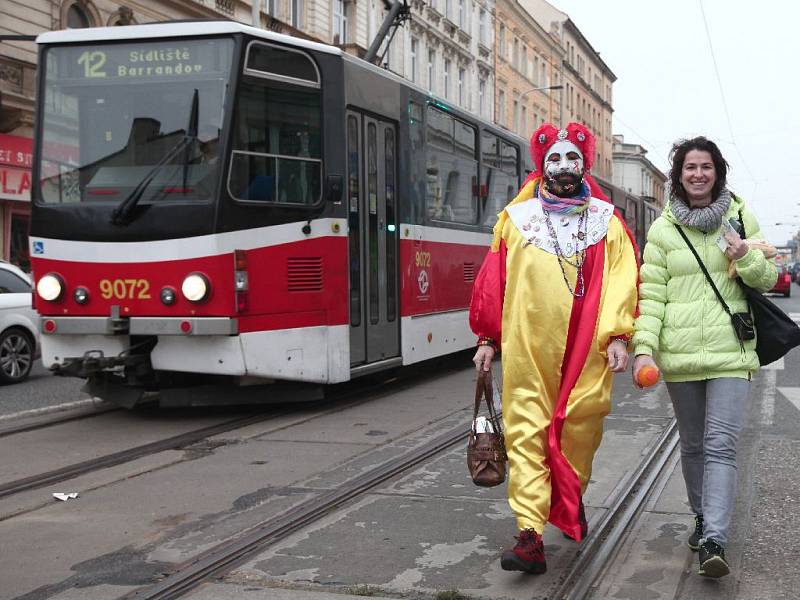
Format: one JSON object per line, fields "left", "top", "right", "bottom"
{"left": 670, "top": 189, "right": 731, "bottom": 233}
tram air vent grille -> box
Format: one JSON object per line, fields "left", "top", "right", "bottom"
{"left": 463, "top": 262, "right": 476, "bottom": 282}
{"left": 288, "top": 257, "right": 324, "bottom": 292}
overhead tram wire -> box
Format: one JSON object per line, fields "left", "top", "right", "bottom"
{"left": 611, "top": 113, "right": 671, "bottom": 169}
{"left": 698, "top": 0, "right": 758, "bottom": 195}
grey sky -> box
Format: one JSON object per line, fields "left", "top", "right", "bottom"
{"left": 550, "top": 0, "right": 796, "bottom": 244}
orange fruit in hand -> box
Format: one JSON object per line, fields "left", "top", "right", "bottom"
{"left": 637, "top": 365, "right": 660, "bottom": 387}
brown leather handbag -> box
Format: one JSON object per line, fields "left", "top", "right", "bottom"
{"left": 467, "top": 371, "right": 507, "bottom": 487}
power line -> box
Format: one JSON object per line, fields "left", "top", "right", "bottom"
{"left": 612, "top": 113, "right": 670, "bottom": 168}
{"left": 698, "top": 0, "right": 757, "bottom": 185}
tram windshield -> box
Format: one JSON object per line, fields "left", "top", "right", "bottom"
{"left": 37, "top": 38, "right": 234, "bottom": 206}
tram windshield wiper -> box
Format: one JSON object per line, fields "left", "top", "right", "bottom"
{"left": 111, "top": 89, "right": 199, "bottom": 226}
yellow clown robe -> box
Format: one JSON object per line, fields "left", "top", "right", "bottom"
{"left": 469, "top": 179, "right": 639, "bottom": 540}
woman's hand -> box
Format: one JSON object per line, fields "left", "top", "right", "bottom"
{"left": 724, "top": 229, "right": 749, "bottom": 261}
{"left": 473, "top": 345, "right": 495, "bottom": 372}
{"left": 632, "top": 354, "right": 658, "bottom": 389}
{"left": 607, "top": 340, "right": 629, "bottom": 373}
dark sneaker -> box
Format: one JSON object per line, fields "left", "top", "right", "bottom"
{"left": 579, "top": 500, "right": 589, "bottom": 539}
{"left": 698, "top": 538, "right": 729, "bottom": 578}
{"left": 562, "top": 500, "right": 589, "bottom": 540}
{"left": 501, "top": 528, "right": 547, "bottom": 574}
{"left": 688, "top": 514, "right": 704, "bottom": 551}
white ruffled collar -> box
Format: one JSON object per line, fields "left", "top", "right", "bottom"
{"left": 506, "top": 197, "right": 615, "bottom": 257}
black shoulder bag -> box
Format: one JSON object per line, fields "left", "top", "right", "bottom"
{"left": 675, "top": 225, "right": 755, "bottom": 350}
{"left": 733, "top": 212, "right": 800, "bottom": 365}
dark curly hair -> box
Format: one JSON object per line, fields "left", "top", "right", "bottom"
{"left": 668, "top": 136, "right": 729, "bottom": 202}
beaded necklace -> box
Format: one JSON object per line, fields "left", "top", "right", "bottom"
{"left": 542, "top": 207, "right": 589, "bottom": 298}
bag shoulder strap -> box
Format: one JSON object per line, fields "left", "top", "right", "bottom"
{"left": 738, "top": 208, "right": 747, "bottom": 238}
{"left": 675, "top": 225, "right": 733, "bottom": 317}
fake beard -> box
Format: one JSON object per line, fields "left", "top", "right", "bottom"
{"left": 544, "top": 171, "right": 584, "bottom": 197}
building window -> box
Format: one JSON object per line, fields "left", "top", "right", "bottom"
{"left": 479, "top": 79, "right": 485, "bottom": 117}
{"left": 458, "top": 67, "right": 465, "bottom": 106}
{"left": 498, "top": 89, "right": 506, "bottom": 126}
{"left": 521, "top": 46, "right": 528, "bottom": 79}
{"left": 410, "top": 37, "right": 418, "bottom": 82}
{"left": 479, "top": 9, "right": 486, "bottom": 45}
{"left": 446, "top": 0, "right": 453, "bottom": 20}
{"left": 289, "top": 0, "right": 302, "bottom": 28}
{"left": 513, "top": 99, "right": 519, "bottom": 133}
{"left": 66, "top": 4, "right": 92, "bottom": 28}
{"left": 428, "top": 49, "right": 436, "bottom": 93}
{"left": 458, "top": 0, "right": 465, "bottom": 29}
{"left": 444, "top": 59, "right": 451, "bottom": 99}
{"left": 498, "top": 25, "right": 505, "bottom": 60}
{"left": 521, "top": 105, "right": 527, "bottom": 134}
{"left": 264, "top": 0, "right": 277, "bottom": 14}
{"left": 512, "top": 38, "right": 519, "bottom": 70}
{"left": 333, "top": 0, "right": 347, "bottom": 44}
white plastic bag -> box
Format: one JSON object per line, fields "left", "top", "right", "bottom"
{"left": 473, "top": 416, "right": 495, "bottom": 433}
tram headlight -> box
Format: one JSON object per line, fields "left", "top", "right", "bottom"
{"left": 181, "top": 273, "right": 210, "bottom": 303}
{"left": 37, "top": 273, "right": 64, "bottom": 302}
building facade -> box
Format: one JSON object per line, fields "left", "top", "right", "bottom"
{"left": 612, "top": 134, "right": 666, "bottom": 207}
{"left": 325, "top": 0, "right": 496, "bottom": 121}
{"left": 520, "top": 0, "right": 615, "bottom": 181}
{"left": 494, "top": 0, "right": 563, "bottom": 141}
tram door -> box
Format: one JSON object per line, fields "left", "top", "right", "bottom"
{"left": 346, "top": 110, "right": 400, "bottom": 366}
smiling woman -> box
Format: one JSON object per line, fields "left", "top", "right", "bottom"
{"left": 633, "top": 135, "right": 778, "bottom": 580}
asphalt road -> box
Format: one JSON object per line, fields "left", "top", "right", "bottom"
{"left": 0, "top": 361, "right": 87, "bottom": 418}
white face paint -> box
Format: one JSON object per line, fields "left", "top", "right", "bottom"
{"left": 543, "top": 140, "right": 585, "bottom": 196}
{"left": 543, "top": 140, "right": 584, "bottom": 179}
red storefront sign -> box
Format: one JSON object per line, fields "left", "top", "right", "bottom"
{"left": 0, "top": 134, "right": 33, "bottom": 201}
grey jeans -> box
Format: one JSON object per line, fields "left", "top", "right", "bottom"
{"left": 666, "top": 378, "right": 749, "bottom": 546}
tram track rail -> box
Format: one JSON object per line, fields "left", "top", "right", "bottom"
{"left": 553, "top": 418, "right": 680, "bottom": 599}
{"left": 120, "top": 419, "right": 470, "bottom": 600}
{"left": 120, "top": 413, "right": 680, "bottom": 600}
{"left": 0, "top": 401, "right": 119, "bottom": 439}
{"left": 0, "top": 355, "right": 471, "bottom": 503}
{"left": 0, "top": 411, "right": 283, "bottom": 500}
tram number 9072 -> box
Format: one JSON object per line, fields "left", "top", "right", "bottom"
{"left": 99, "top": 278, "right": 151, "bottom": 300}
{"left": 415, "top": 251, "right": 432, "bottom": 267}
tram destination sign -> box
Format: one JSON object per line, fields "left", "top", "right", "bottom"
{"left": 49, "top": 39, "right": 231, "bottom": 81}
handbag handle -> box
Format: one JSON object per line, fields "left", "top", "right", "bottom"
{"left": 473, "top": 370, "right": 502, "bottom": 433}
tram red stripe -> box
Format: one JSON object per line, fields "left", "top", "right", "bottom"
{"left": 399, "top": 238, "right": 487, "bottom": 317}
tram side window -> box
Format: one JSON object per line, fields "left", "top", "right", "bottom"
{"left": 425, "top": 107, "right": 478, "bottom": 224}
{"left": 229, "top": 79, "right": 322, "bottom": 205}
{"left": 481, "top": 133, "right": 519, "bottom": 227}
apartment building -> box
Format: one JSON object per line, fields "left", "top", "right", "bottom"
{"left": 519, "top": 0, "right": 615, "bottom": 181}
{"left": 336, "top": 0, "right": 496, "bottom": 121}
{"left": 494, "top": 0, "right": 563, "bottom": 142}
{"left": 612, "top": 134, "right": 666, "bottom": 207}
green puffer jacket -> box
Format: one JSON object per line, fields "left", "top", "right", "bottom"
{"left": 633, "top": 194, "right": 778, "bottom": 381}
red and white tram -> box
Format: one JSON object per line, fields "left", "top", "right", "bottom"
{"left": 29, "top": 21, "right": 531, "bottom": 406}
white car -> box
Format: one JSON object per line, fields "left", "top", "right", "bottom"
{"left": 0, "top": 261, "right": 40, "bottom": 384}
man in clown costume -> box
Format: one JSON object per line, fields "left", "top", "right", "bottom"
{"left": 469, "top": 122, "right": 639, "bottom": 574}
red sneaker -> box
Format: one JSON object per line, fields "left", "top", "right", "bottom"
{"left": 500, "top": 528, "right": 547, "bottom": 574}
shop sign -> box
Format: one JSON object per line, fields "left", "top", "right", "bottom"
{"left": 0, "top": 134, "right": 32, "bottom": 201}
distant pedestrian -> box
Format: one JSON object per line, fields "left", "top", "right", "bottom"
{"left": 470, "top": 122, "right": 639, "bottom": 574}
{"left": 632, "top": 136, "right": 777, "bottom": 578}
